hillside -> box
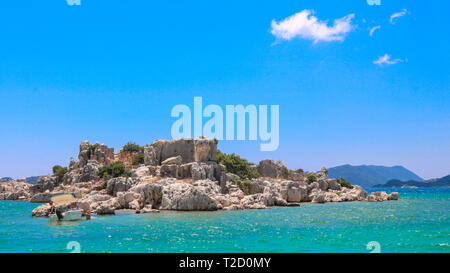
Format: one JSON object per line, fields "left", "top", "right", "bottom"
{"left": 374, "top": 175, "right": 450, "bottom": 188}
{"left": 328, "top": 164, "right": 423, "bottom": 188}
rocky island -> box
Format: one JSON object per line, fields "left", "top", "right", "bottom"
{"left": 0, "top": 138, "right": 398, "bottom": 217}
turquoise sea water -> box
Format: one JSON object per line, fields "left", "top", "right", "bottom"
{"left": 0, "top": 188, "right": 448, "bottom": 253}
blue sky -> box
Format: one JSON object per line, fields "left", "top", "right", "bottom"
{"left": 0, "top": 0, "right": 449, "bottom": 179}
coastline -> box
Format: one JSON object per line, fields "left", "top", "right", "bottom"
{"left": 0, "top": 138, "right": 398, "bottom": 219}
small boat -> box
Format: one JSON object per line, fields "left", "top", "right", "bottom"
{"left": 49, "top": 209, "right": 83, "bottom": 222}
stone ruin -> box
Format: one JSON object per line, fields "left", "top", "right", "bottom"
{"left": 142, "top": 138, "right": 225, "bottom": 193}
{"left": 76, "top": 138, "right": 226, "bottom": 193}
{"left": 78, "top": 141, "right": 114, "bottom": 168}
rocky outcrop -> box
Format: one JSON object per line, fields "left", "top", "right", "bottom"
{"left": 78, "top": 160, "right": 100, "bottom": 182}
{"left": 367, "top": 191, "right": 398, "bottom": 202}
{"left": 106, "top": 177, "right": 136, "bottom": 197}
{"left": 0, "top": 181, "right": 31, "bottom": 201}
{"left": 29, "top": 192, "right": 71, "bottom": 203}
{"left": 280, "top": 181, "right": 308, "bottom": 202}
{"left": 12, "top": 139, "right": 399, "bottom": 217}
{"left": 29, "top": 176, "right": 57, "bottom": 194}
{"left": 160, "top": 182, "right": 218, "bottom": 211}
{"left": 144, "top": 138, "right": 217, "bottom": 166}
{"left": 78, "top": 141, "right": 114, "bottom": 168}
{"left": 257, "top": 159, "right": 280, "bottom": 178}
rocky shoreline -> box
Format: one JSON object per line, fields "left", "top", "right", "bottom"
{"left": 0, "top": 138, "right": 398, "bottom": 217}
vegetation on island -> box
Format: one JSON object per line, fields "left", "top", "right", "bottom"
{"left": 122, "top": 142, "right": 145, "bottom": 166}
{"left": 215, "top": 150, "right": 260, "bottom": 179}
{"left": 97, "top": 161, "right": 131, "bottom": 181}
{"left": 52, "top": 165, "right": 68, "bottom": 183}
{"left": 235, "top": 178, "right": 253, "bottom": 195}
{"left": 306, "top": 173, "right": 318, "bottom": 183}
{"left": 337, "top": 178, "right": 353, "bottom": 189}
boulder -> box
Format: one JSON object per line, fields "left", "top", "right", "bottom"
{"left": 388, "top": 192, "right": 399, "bottom": 201}
{"left": 78, "top": 160, "right": 100, "bottom": 182}
{"left": 95, "top": 204, "right": 115, "bottom": 215}
{"left": 160, "top": 182, "right": 218, "bottom": 211}
{"left": 317, "top": 179, "right": 329, "bottom": 191}
{"left": 327, "top": 179, "right": 341, "bottom": 191}
{"left": 130, "top": 183, "right": 163, "bottom": 208}
{"left": 32, "top": 204, "right": 51, "bottom": 217}
{"left": 144, "top": 145, "right": 161, "bottom": 166}
{"left": 161, "top": 156, "right": 182, "bottom": 165}
{"left": 257, "top": 159, "right": 280, "bottom": 178}
{"left": 131, "top": 166, "right": 152, "bottom": 178}
{"left": 280, "top": 181, "right": 308, "bottom": 202}
{"left": 29, "top": 176, "right": 57, "bottom": 194}
{"left": 106, "top": 177, "right": 135, "bottom": 197}
{"left": 240, "top": 194, "right": 267, "bottom": 209}
{"left": 318, "top": 166, "right": 328, "bottom": 179}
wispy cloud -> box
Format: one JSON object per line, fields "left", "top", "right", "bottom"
{"left": 373, "top": 54, "right": 406, "bottom": 66}
{"left": 390, "top": 9, "right": 408, "bottom": 24}
{"left": 369, "top": 25, "right": 381, "bottom": 36}
{"left": 270, "top": 10, "right": 355, "bottom": 44}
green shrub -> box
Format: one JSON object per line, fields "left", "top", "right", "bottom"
{"left": 337, "top": 178, "right": 353, "bottom": 189}
{"left": 122, "top": 142, "right": 144, "bottom": 154}
{"left": 216, "top": 150, "right": 259, "bottom": 179}
{"left": 235, "top": 178, "right": 253, "bottom": 195}
{"left": 280, "top": 166, "right": 293, "bottom": 179}
{"left": 52, "top": 165, "right": 68, "bottom": 183}
{"left": 88, "top": 143, "right": 100, "bottom": 154}
{"left": 295, "top": 168, "right": 304, "bottom": 174}
{"left": 68, "top": 157, "right": 78, "bottom": 171}
{"left": 132, "top": 152, "right": 145, "bottom": 166}
{"left": 306, "top": 173, "right": 318, "bottom": 184}
{"left": 97, "top": 161, "right": 131, "bottom": 179}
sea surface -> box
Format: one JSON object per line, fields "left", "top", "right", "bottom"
{"left": 0, "top": 188, "right": 448, "bottom": 253}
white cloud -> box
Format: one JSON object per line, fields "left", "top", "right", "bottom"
{"left": 270, "top": 10, "right": 355, "bottom": 43}
{"left": 369, "top": 25, "right": 381, "bottom": 36}
{"left": 390, "top": 9, "right": 407, "bottom": 24}
{"left": 373, "top": 54, "right": 406, "bottom": 66}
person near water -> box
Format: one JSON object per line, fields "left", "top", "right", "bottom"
{"left": 49, "top": 201, "right": 56, "bottom": 214}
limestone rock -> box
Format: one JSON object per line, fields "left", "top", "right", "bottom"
{"left": 29, "top": 176, "right": 57, "bottom": 194}
{"left": 106, "top": 177, "right": 135, "bottom": 197}
{"left": 78, "top": 141, "right": 114, "bottom": 168}
{"left": 388, "top": 192, "right": 399, "bottom": 200}
{"left": 160, "top": 182, "right": 218, "bottom": 211}
{"left": 327, "top": 179, "right": 342, "bottom": 191}
{"left": 131, "top": 166, "right": 153, "bottom": 178}
{"left": 95, "top": 203, "right": 115, "bottom": 215}
{"left": 29, "top": 192, "right": 70, "bottom": 203}
{"left": 318, "top": 166, "right": 328, "bottom": 179}
{"left": 317, "top": 179, "right": 329, "bottom": 191}
{"left": 78, "top": 160, "right": 100, "bottom": 182}
{"left": 257, "top": 159, "right": 279, "bottom": 178}
{"left": 130, "top": 183, "right": 163, "bottom": 208}
{"left": 144, "top": 138, "right": 217, "bottom": 165}
{"left": 161, "top": 156, "right": 182, "bottom": 165}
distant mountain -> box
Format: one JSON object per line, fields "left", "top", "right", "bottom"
{"left": 0, "top": 176, "right": 40, "bottom": 184}
{"left": 25, "top": 176, "right": 40, "bottom": 184}
{"left": 1, "top": 177, "right": 13, "bottom": 182}
{"left": 328, "top": 164, "right": 423, "bottom": 188}
{"left": 374, "top": 175, "right": 450, "bottom": 188}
